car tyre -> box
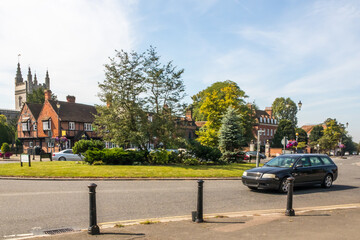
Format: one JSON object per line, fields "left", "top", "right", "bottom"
{"left": 279, "top": 178, "right": 289, "bottom": 193}
{"left": 59, "top": 157, "right": 66, "bottom": 161}
{"left": 321, "top": 174, "right": 333, "bottom": 188}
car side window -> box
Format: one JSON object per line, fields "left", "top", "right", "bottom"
{"left": 320, "top": 157, "right": 333, "bottom": 165}
{"left": 309, "top": 157, "right": 324, "bottom": 166}
{"left": 64, "top": 150, "right": 72, "bottom": 154}
{"left": 299, "top": 157, "right": 311, "bottom": 167}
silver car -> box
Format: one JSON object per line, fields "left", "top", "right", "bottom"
{"left": 52, "top": 149, "right": 84, "bottom": 161}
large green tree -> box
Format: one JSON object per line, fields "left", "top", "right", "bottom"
{"left": 0, "top": 115, "right": 12, "bottom": 147}
{"left": 271, "top": 97, "right": 298, "bottom": 127}
{"left": 318, "top": 118, "right": 344, "bottom": 154}
{"left": 27, "top": 87, "right": 57, "bottom": 104}
{"left": 271, "top": 119, "right": 296, "bottom": 148}
{"left": 195, "top": 81, "right": 252, "bottom": 147}
{"left": 295, "top": 128, "right": 308, "bottom": 143}
{"left": 191, "top": 80, "right": 247, "bottom": 121}
{"left": 94, "top": 47, "right": 186, "bottom": 149}
{"left": 143, "top": 46, "right": 186, "bottom": 148}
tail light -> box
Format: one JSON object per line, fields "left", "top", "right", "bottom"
{"left": 52, "top": 153, "right": 55, "bottom": 156}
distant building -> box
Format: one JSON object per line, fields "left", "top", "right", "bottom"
{"left": 14, "top": 62, "right": 50, "bottom": 111}
{"left": 253, "top": 107, "right": 278, "bottom": 145}
{"left": 18, "top": 90, "right": 100, "bottom": 153}
{"left": 0, "top": 108, "right": 19, "bottom": 122}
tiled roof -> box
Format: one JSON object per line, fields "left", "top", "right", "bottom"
{"left": 48, "top": 100, "right": 97, "bottom": 122}
{"left": 26, "top": 103, "right": 42, "bottom": 119}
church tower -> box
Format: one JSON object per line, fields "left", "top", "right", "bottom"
{"left": 14, "top": 61, "right": 51, "bottom": 111}
{"left": 14, "top": 62, "right": 27, "bottom": 111}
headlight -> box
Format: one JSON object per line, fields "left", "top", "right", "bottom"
{"left": 262, "top": 173, "right": 276, "bottom": 179}
{"left": 242, "top": 171, "right": 248, "bottom": 176}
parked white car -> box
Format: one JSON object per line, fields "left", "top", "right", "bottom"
{"left": 52, "top": 149, "right": 84, "bottom": 161}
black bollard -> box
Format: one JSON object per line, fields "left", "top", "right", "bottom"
{"left": 285, "top": 177, "right": 295, "bottom": 216}
{"left": 196, "top": 180, "right": 204, "bottom": 223}
{"left": 88, "top": 183, "right": 100, "bottom": 235}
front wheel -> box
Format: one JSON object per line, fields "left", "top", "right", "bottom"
{"left": 59, "top": 157, "right": 66, "bottom": 161}
{"left": 321, "top": 174, "right": 333, "bottom": 188}
{"left": 279, "top": 178, "right": 289, "bottom": 193}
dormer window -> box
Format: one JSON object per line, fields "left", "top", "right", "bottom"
{"left": 43, "top": 119, "right": 51, "bottom": 130}
{"left": 22, "top": 119, "right": 30, "bottom": 131}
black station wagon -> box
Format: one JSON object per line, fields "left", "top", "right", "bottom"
{"left": 242, "top": 154, "right": 338, "bottom": 193}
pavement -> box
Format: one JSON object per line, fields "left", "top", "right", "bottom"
{"left": 6, "top": 203, "right": 360, "bottom": 240}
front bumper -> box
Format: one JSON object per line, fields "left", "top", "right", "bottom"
{"left": 242, "top": 176, "right": 280, "bottom": 190}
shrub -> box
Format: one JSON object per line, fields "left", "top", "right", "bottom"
{"left": 182, "top": 158, "right": 201, "bottom": 165}
{"left": 84, "top": 148, "right": 148, "bottom": 165}
{"left": 220, "top": 151, "right": 244, "bottom": 163}
{"left": 1, "top": 142, "right": 11, "bottom": 154}
{"left": 149, "top": 149, "right": 169, "bottom": 165}
{"left": 73, "top": 140, "right": 105, "bottom": 155}
{"left": 186, "top": 140, "right": 222, "bottom": 163}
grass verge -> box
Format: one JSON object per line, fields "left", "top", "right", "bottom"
{"left": 0, "top": 161, "right": 256, "bottom": 178}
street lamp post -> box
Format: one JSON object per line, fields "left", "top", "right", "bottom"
{"left": 56, "top": 102, "right": 61, "bottom": 151}
{"left": 295, "top": 132, "right": 299, "bottom": 153}
{"left": 298, "top": 101, "right": 302, "bottom": 111}
{"left": 256, "top": 129, "right": 265, "bottom": 168}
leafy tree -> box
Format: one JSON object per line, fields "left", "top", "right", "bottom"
{"left": 218, "top": 107, "right": 243, "bottom": 153}
{"left": 342, "top": 135, "right": 356, "bottom": 154}
{"left": 271, "top": 97, "right": 298, "bottom": 126}
{"left": 195, "top": 81, "right": 252, "bottom": 147}
{"left": 95, "top": 49, "right": 149, "bottom": 150}
{"left": 143, "top": 46, "right": 186, "bottom": 148}
{"left": 295, "top": 128, "right": 308, "bottom": 143}
{"left": 0, "top": 115, "right": 12, "bottom": 147}
{"left": 309, "top": 125, "right": 324, "bottom": 142}
{"left": 27, "top": 87, "right": 57, "bottom": 104}
{"left": 271, "top": 119, "right": 296, "bottom": 148}
{"left": 191, "top": 80, "right": 247, "bottom": 121}
{"left": 95, "top": 47, "right": 186, "bottom": 150}
{"left": 319, "top": 118, "right": 344, "bottom": 154}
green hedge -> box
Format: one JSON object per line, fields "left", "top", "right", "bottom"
{"left": 85, "top": 148, "right": 148, "bottom": 165}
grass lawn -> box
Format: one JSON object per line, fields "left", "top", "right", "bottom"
{"left": 0, "top": 161, "right": 257, "bottom": 178}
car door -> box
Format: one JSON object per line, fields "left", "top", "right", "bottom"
{"left": 292, "top": 157, "right": 314, "bottom": 184}
{"left": 63, "top": 149, "right": 74, "bottom": 160}
{"left": 308, "top": 156, "right": 326, "bottom": 182}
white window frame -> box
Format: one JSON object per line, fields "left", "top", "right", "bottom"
{"left": 84, "top": 123, "right": 93, "bottom": 131}
{"left": 22, "top": 121, "right": 30, "bottom": 131}
{"left": 271, "top": 129, "right": 273, "bottom": 136}
{"left": 267, "top": 129, "right": 269, "bottom": 136}
{"left": 43, "top": 120, "right": 51, "bottom": 130}
{"left": 29, "top": 142, "right": 33, "bottom": 148}
{"left": 69, "top": 122, "right": 75, "bottom": 130}
{"left": 48, "top": 142, "right": 54, "bottom": 147}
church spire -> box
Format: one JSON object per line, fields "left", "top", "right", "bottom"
{"left": 27, "top": 66, "right": 33, "bottom": 83}
{"left": 15, "top": 62, "right": 23, "bottom": 85}
{"left": 45, "top": 70, "right": 50, "bottom": 90}
{"left": 34, "top": 72, "right": 38, "bottom": 85}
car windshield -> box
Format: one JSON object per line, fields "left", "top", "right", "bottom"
{"left": 264, "top": 156, "right": 298, "bottom": 168}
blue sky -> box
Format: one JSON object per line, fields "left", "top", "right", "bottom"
{"left": 0, "top": 0, "right": 359, "bottom": 142}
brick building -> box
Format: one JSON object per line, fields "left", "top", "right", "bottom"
{"left": 18, "top": 90, "right": 100, "bottom": 153}
{"left": 253, "top": 107, "right": 278, "bottom": 145}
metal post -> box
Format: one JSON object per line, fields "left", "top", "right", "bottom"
{"left": 256, "top": 130, "right": 265, "bottom": 167}
{"left": 88, "top": 183, "right": 100, "bottom": 235}
{"left": 285, "top": 177, "right": 295, "bottom": 216}
{"left": 196, "top": 180, "right": 204, "bottom": 223}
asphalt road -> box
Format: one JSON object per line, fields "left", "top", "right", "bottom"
{"left": 0, "top": 156, "right": 359, "bottom": 238}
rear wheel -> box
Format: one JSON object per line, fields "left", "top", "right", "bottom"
{"left": 321, "top": 174, "right": 333, "bottom": 188}
{"left": 279, "top": 178, "right": 289, "bottom": 193}
{"left": 59, "top": 157, "right": 66, "bottom": 161}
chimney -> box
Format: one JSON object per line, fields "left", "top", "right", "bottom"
{"left": 44, "top": 89, "right": 52, "bottom": 101}
{"left": 186, "top": 108, "right": 192, "bottom": 120}
{"left": 66, "top": 95, "right": 76, "bottom": 103}
{"left": 265, "top": 107, "right": 273, "bottom": 117}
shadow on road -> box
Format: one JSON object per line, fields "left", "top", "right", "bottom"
{"left": 100, "top": 232, "right": 145, "bottom": 236}
{"left": 248, "top": 184, "right": 358, "bottom": 195}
